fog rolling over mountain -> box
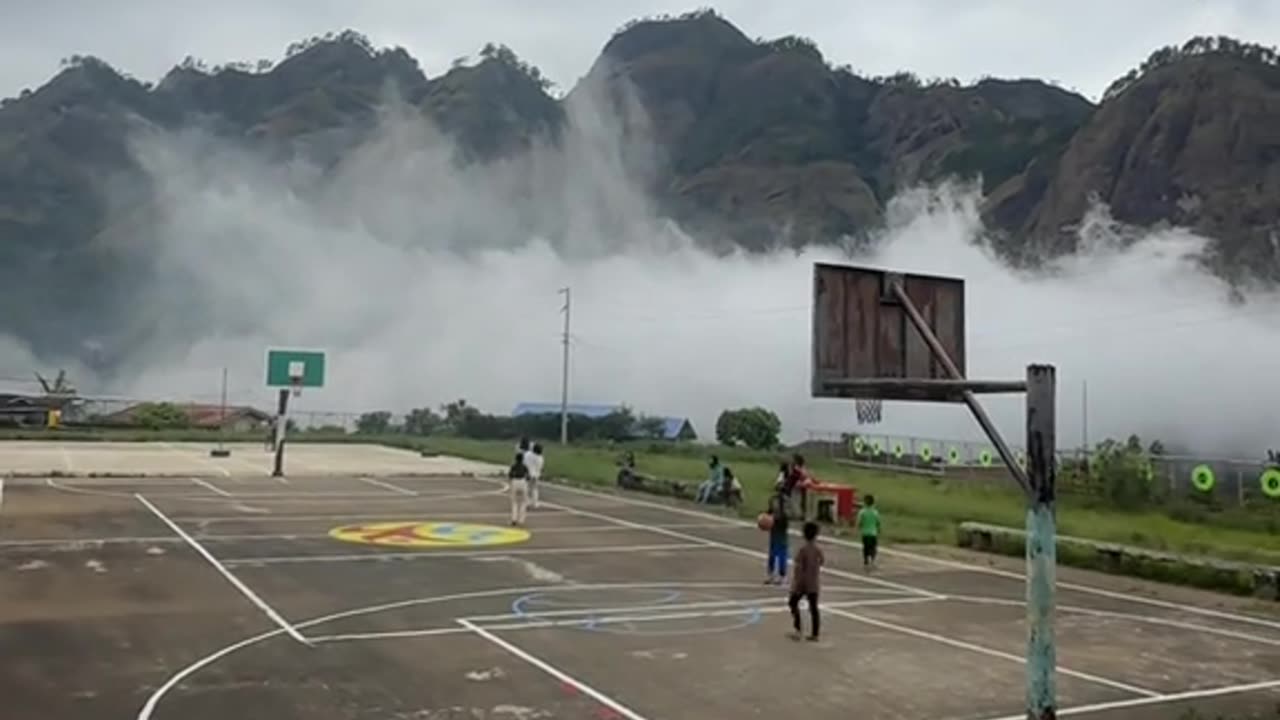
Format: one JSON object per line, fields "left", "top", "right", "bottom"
{"left": 3, "top": 73, "right": 1278, "bottom": 459}
{"left": 3, "top": 14, "right": 1280, "bottom": 456}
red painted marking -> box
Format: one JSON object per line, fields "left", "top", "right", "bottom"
{"left": 559, "top": 681, "right": 579, "bottom": 696}
{"left": 596, "top": 707, "right": 621, "bottom": 719}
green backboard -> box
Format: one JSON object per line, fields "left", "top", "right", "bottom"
{"left": 266, "top": 349, "right": 326, "bottom": 388}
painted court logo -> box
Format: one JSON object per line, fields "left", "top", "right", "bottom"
{"left": 329, "top": 521, "right": 530, "bottom": 548}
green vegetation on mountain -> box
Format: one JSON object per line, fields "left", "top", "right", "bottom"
{"left": 2, "top": 12, "right": 1279, "bottom": 366}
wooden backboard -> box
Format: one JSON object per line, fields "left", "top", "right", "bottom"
{"left": 811, "top": 262, "right": 966, "bottom": 400}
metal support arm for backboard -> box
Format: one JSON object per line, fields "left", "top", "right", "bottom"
{"left": 890, "top": 278, "right": 1057, "bottom": 720}
{"left": 889, "top": 281, "right": 1032, "bottom": 495}
{"left": 811, "top": 264, "right": 1057, "bottom": 720}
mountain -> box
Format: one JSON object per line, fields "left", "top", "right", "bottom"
{"left": 1, "top": 12, "right": 1278, "bottom": 368}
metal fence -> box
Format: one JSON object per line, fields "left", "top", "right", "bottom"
{"left": 803, "top": 430, "right": 1280, "bottom": 508}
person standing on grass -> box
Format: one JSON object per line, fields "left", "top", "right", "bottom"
{"left": 788, "top": 521, "right": 824, "bottom": 642}
{"left": 764, "top": 491, "right": 790, "bottom": 585}
{"left": 508, "top": 452, "right": 530, "bottom": 526}
{"left": 855, "top": 494, "right": 882, "bottom": 571}
{"left": 525, "top": 442, "right": 545, "bottom": 509}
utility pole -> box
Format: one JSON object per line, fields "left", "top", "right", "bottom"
{"left": 1081, "top": 380, "right": 1089, "bottom": 464}
{"left": 559, "top": 287, "right": 571, "bottom": 445}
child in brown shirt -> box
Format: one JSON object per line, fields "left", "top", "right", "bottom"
{"left": 789, "top": 521, "right": 824, "bottom": 641}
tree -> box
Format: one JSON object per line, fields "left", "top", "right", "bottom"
{"left": 404, "top": 407, "right": 442, "bottom": 436}
{"left": 714, "top": 407, "right": 782, "bottom": 450}
{"left": 440, "top": 399, "right": 480, "bottom": 431}
{"left": 356, "top": 411, "right": 393, "bottom": 434}
{"left": 133, "top": 402, "right": 189, "bottom": 430}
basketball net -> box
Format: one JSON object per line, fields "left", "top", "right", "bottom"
{"left": 855, "top": 398, "right": 883, "bottom": 425}
{"left": 289, "top": 377, "right": 303, "bottom": 398}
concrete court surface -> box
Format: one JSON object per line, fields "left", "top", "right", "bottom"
{"left": 0, "top": 441, "right": 505, "bottom": 478}
{"left": 1, "top": 469, "right": 1278, "bottom": 720}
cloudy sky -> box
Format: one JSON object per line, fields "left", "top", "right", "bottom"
{"left": 3, "top": 0, "right": 1278, "bottom": 102}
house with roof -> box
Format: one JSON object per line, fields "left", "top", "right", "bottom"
{"left": 512, "top": 402, "right": 697, "bottom": 441}
{"left": 103, "top": 403, "right": 272, "bottom": 431}
{"left": 0, "top": 393, "right": 62, "bottom": 427}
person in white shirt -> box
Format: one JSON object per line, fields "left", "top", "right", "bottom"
{"left": 524, "top": 443, "right": 545, "bottom": 509}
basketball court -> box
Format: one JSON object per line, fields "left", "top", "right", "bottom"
{"left": 2, "top": 469, "right": 1278, "bottom": 720}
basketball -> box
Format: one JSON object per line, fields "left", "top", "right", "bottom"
{"left": 757, "top": 513, "right": 773, "bottom": 531}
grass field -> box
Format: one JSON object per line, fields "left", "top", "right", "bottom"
{"left": 420, "top": 437, "right": 1280, "bottom": 568}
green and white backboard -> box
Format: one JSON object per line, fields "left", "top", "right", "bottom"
{"left": 266, "top": 349, "right": 326, "bottom": 389}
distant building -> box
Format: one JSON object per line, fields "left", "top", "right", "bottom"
{"left": 0, "top": 393, "right": 61, "bottom": 427}
{"left": 104, "top": 403, "right": 272, "bottom": 431}
{"left": 512, "top": 402, "right": 697, "bottom": 441}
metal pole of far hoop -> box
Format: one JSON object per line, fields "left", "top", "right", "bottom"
{"left": 271, "top": 386, "right": 291, "bottom": 477}
{"left": 886, "top": 279, "right": 1057, "bottom": 720}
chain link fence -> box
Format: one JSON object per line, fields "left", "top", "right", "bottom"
{"left": 803, "top": 430, "right": 1280, "bottom": 508}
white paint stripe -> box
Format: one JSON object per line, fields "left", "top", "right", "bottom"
{"left": 825, "top": 607, "right": 1160, "bottom": 698}
{"left": 171, "top": 510, "right": 558, "bottom": 523}
{"left": 134, "top": 494, "right": 310, "bottom": 646}
{"left": 159, "top": 441, "right": 232, "bottom": 477}
{"left": 0, "top": 524, "right": 744, "bottom": 549}
{"left": 59, "top": 445, "right": 74, "bottom": 472}
{"left": 465, "top": 593, "right": 935, "bottom": 623}
{"left": 190, "top": 478, "right": 232, "bottom": 497}
{"left": 542, "top": 500, "right": 942, "bottom": 599}
{"left": 221, "top": 542, "right": 706, "bottom": 566}
{"left": 979, "top": 678, "right": 1280, "bottom": 720}
{"left": 545, "top": 482, "right": 1280, "bottom": 632}
{"left": 314, "top": 597, "right": 943, "bottom": 643}
{"left": 459, "top": 618, "right": 650, "bottom": 720}
{"left": 949, "top": 594, "right": 1280, "bottom": 648}
{"left": 358, "top": 476, "right": 417, "bottom": 496}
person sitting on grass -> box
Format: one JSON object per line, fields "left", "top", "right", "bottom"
{"left": 695, "top": 455, "right": 724, "bottom": 504}
{"left": 721, "top": 466, "right": 743, "bottom": 507}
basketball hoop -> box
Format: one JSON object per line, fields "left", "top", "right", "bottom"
{"left": 855, "top": 398, "right": 883, "bottom": 425}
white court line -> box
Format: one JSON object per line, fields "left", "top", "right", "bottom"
{"left": 59, "top": 444, "right": 75, "bottom": 473}
{"left": 314, "top": 596, "right": 944, "bottom": 643}
{"left": 949, "top": 594, "right": 1280, "bottom": 649}
{"left": 825, "top": 606, "right": 1160, "bottom": 698}
{"left": 190, "top": 478, "right": 232, "bottom": 497}
{"left": 459, "top": 618, "right": 650, "bottom": 720}
{"left": 541, "top": 499, "right": 942, "bottom": 599}
{"left": 158, "top": 441, "right": 232, "bottom": 477}
{"left": 135, "top": 494, "right": 310, "bottom": 645}
{"left": 545, "top": 482, "right": 1280, "bottom": 632}
{"left": 0, "top": 524, "right": 745, "bottom": 549}
{"left": 221, "top": 542, "right": 706, "bottom": 566}
{"left": 172, "top": 510, "right": 569, "bottom": 523}
{"left": 979, "top": 678, "right": 1280, "bottom": 720}
{"left": 358, "top": 477, "right": 417, "bottom": 496}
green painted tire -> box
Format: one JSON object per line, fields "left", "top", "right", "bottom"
{"left": 1190, "top": 464, "right": 1215, "bottom": 493}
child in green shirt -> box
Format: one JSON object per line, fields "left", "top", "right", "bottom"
{"left": 855, "top": 494, "right": 882, "bottom": 571}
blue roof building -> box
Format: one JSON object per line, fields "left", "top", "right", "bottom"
{"left": 512, "top": 402, "right": 697, "bottom": 441}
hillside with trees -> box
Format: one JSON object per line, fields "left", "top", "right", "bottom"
{"left": 1, "top": 12, "right": 1279, "bottom": 369}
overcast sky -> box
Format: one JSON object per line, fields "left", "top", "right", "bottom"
{"left": 3, "top": 0, "right": 1278, "bottom": 102}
